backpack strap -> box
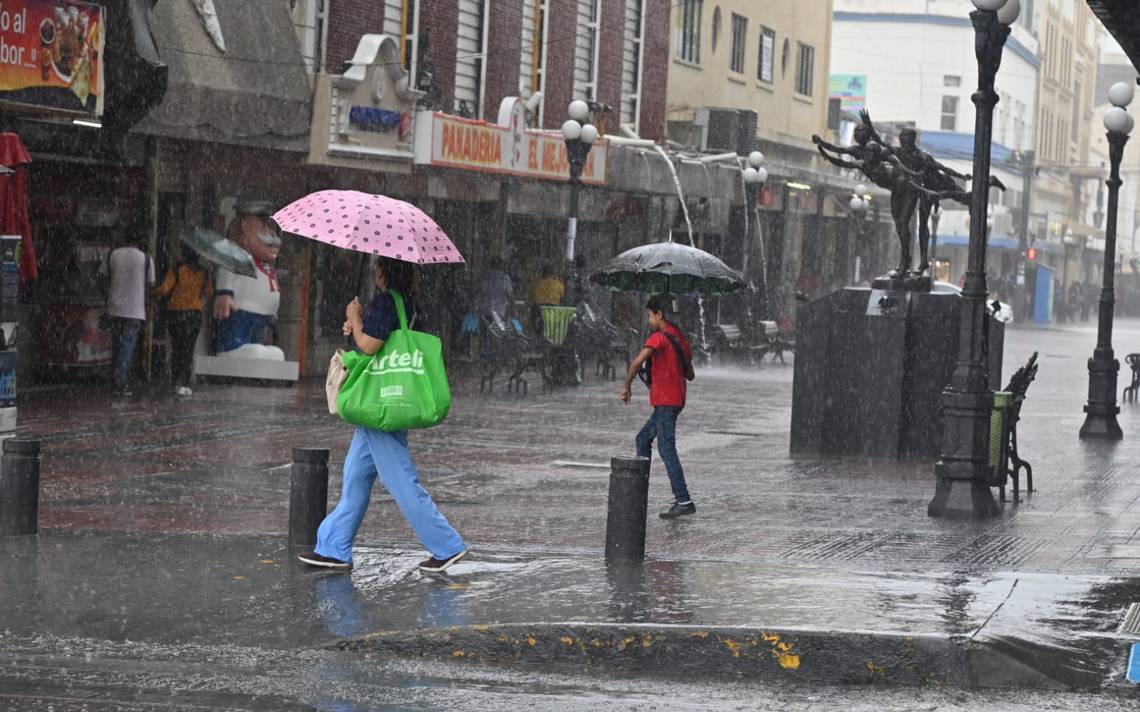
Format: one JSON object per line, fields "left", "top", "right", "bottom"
{"left": 662, "top": 330, "right": 694, "bottom": 381}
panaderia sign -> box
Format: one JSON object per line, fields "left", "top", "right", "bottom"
{"left": 413, "top": 98, "right": 607, "bottom": 185}
{"left": 0, "top": 0, "right": 105, "bottom": 116}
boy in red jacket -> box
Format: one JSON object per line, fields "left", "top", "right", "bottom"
{"left": 619, "top": 294, "right": 696, "bottom": 518}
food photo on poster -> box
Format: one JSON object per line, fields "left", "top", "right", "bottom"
{"left": 0, "top": 0, "right": 103, "bottom": 116}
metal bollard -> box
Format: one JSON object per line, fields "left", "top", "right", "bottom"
{"left": 605, "top": 456, "right": 650, "bottom": 563}
{"left": 0, "top": 439, "right": 41, "bottom": 536}
{"left": 289, "top": 448, "right": 329, "bottom": 547}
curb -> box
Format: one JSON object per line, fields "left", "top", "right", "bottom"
{"left": 333, "top": 622, "right": 1123, "bottom": 689}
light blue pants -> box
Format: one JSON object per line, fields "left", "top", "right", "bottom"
{"left": 315, "top": 427, "right": 466, "bottom": 563}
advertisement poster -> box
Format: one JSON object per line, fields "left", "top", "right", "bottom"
{"left": 0, "top": 0, "right": 105, "bottom": 116}
{"left": 829, "top": 74, "right": 867, "bottom": 114}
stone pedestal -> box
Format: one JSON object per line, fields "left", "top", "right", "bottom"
{"left": 790, "top": 288, "right": 1004, "bottom": 459}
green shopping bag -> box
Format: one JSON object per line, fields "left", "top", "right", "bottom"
{"left": 337, "top": 291, "right": 452, "bottom": 431}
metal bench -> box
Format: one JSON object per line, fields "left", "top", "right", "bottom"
{"left": 711, "top": 320, "right": 793, "bottom": 364}
{"left": 478, "top": 314, "right": 547, "bottom": 396}
{"left": 990, "top": 352, "right": 1038, "bottom": 504}
{"left": 1123, "top": 353, "right": 1140, "bottom": 403}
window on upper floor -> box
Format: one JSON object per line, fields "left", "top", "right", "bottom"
{"left": 944, "top": 75, "right": 961, "bottom": 87}
{"left": 757, "top": 26, "right": 775, "bottom": 83}
{"left": 384, "top": 0, "right": 420, "bottom": 74}
{"left": 1072, "top": 80, "right": 1081, "bottom": 142}
{"left": 729, "top": 14, "right": 747, "bottom": 74}
{"left": 677, "top": 0, "right": 702, "bottom": 64}
{"left": 941, "top": 96, "right": 958, "bottom": 131}
{"left": 520, "top": 0, "right": 549, "bottom": 122}
{"left": 573, "top": 0, "right": 602, "bottom": 101}
{"left": 795, "top": 42, "right": 814, "bottom": 97}
{"left": 621, "top": 0, "right": 645, "bottom": 131}
{"left": 454, "top": 0, "right": 488, "bottom": 118}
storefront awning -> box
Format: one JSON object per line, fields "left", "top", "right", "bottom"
{"left": 133, "top": 0, "right": 311, "bottom": 150}
{"left": 938, "top": 233, "right": 1020, "bottom": 251}
{"left": 100, "top": 0, "right": 168, "bottom": 132}
{"left": 1088, "top": 1, "right": 1140, "bottom": 74}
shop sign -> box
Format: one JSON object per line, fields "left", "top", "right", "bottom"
{"left": 0, "top": 0, "right": 104, "bottom": 117}
{"left": 308, "top": 34, "right": 417, "bottom": 171}
{"left": 414, "top": 98, "right": 607, "bottom": 185}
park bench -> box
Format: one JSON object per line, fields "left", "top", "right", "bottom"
{"left": 1123, "top": 353, "right": 1140, "bottom": 403}
{"left": 577, "top": 302, "right": 637, "bottom": 380}
{"left": 478, "top": 313, "right": 547, "bottom": 396}
{"left": 989, "top": 352, "right": 1038, "bottom": 504}
{"left": 711, "top": 320, "right": 794, "bottom": 364}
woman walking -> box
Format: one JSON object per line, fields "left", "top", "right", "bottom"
{"left": 299, "top": 258, "right": 468, "bottom": 574}
{"left": 155, "top": 250, "right": 212, "bottom": 396}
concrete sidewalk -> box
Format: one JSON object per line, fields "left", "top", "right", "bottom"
{"left": 5, "top": 320, "right": 1140, "bottom": 696}
{"left": 1, "top": 531, "right": 1136, "bottom": 691}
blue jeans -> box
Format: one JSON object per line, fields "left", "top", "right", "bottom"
{"left": 110, "top": 317, "right": 142, "bottom": 389}
{"left": 636, "top": 406, "right": 691, "bottom": 503}
{"left": 315, "top": 427, "right": 466, "bottom": 563}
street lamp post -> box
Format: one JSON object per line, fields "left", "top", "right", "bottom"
{"left": 929, "top": 0, "right": 1020, "bottom": 519}
{"left": 1079, "top": 82, "right": 1135, "bottom": 440}
{"left": 742, "top": 151, "right": 769, "bottom": 315}
{"left": 849, "top": 184, "right": 868, "bottom": 285}
{"left": 562, "top": 100, "right": 598, "bottom": 262}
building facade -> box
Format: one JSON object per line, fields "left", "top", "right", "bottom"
{"left": 662, "top": 0, "right": 897, "bottom": 324}
{"left": 831, "top": 0, "right": 1040, "bottom": 294}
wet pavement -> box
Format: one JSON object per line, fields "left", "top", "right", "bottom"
{"left": 5, "top": 320, "right": 1140, "bottom": 705}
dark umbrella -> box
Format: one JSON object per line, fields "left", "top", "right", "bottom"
{"left": 590, "top": 242, "right": 744, "bottom": 295}
{"left": 179, "top": 226, "right": 258, "bottom": 278}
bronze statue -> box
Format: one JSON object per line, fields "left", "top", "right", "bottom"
{"left": 813, "top": 126, "right": 943, "bottom": 278}
{"left": 858, "top": 111, "right": 1006, "bottom": 276}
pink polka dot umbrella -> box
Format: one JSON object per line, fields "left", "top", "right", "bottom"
{"left": 272, "top": 190, "right": 464, "bottom": 265}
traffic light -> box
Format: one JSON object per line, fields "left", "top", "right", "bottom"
{"left": 1027, "top": 246, "right": 1037, "bottom": 261}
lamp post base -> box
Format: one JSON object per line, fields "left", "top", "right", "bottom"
{"left": 927, "top": 474, "right": 999, "bottom": 518}
{"left": 1080, "top": 355, "right": 1122, "bottom": 440}
{"left": 1079, "top": 408, "right": 1123, "bottom": 440}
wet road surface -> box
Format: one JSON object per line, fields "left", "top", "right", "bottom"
{"left": 5, "top": 320, "right": 1140, "bottom": 704}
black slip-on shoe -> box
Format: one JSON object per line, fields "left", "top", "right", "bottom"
{"left": 659, "top": 502, "right": 696, "bottom": 519}
{"left": 298, "top": 551, "right": 352, "bottom": 570}
{"left": 418, "top": 549, "right": 468, "bottom": 573}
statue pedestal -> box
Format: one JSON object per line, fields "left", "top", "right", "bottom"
{"left": 790, "top": 287, "right": 1003, "bottom": 459}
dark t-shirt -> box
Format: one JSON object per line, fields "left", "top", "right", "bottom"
{"left": 362, "top": 290, "right": 417, "bottom": 343}
{"left": 645, "top": 323, "right": 692, "bottom": 409}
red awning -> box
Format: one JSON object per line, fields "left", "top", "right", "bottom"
{"left": 0, "top": 133, "right": 38, "bottom": 285}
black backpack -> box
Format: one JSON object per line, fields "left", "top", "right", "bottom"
{"left": 638, "top": 330, "right": 694, "bottom": 388}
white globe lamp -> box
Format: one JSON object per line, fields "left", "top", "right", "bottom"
{"left": 1105, "top": 107, "right": 1131, "bottom": 134}
{"left": 742, "top": 167, "right": 759, "bottom": 184}
{"left": 996, "top": 0, "right": 1020, "bottom": 25}
{"left": 748, "top": 151, "right": 764, "bottom": 168}
{"left": 579, "top": 123, "right": 599, "bottom": 145}
{"left": 568, "top": 100, "right": 590, "bottom": 122}
{"left": 1109, "top": 81, "right": 1135, "bottom": 109}
{"left": 561, "top": 119, "right": 582, "bottom": 141}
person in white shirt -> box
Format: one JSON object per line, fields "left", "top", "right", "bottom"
{"left": 100, "top": 237, "right": 154, "bottom": 396}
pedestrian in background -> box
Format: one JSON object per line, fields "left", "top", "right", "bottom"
{"left": 299, "top": 257, "right": 468, "bottom": 574}
{"left": 619, "top": 294, "right": 697, "bottom": 519}
{"left": 100, "top": 234, "right": 154, "bottom": 397}
{"left": 478, "top": 257, "right": 513, "bottom": 323}
{"left": 155, "top": 250, "right": 212, "bottom": 397}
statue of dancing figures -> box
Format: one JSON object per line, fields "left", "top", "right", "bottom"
{"left": 813, "top": 126, "right": 944, "bottom": 278}
{"left": 857, "top": 111, "right": 1006, "bottom": 277}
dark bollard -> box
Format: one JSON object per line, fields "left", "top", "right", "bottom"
{"left": 0, "top": 439, "right": 41, "bottom": 536}
{"left": 605, "top": 456, "right": 650, "bottom": 564}
{"left": 289, "top": 448, "right": 329, "bottom": 547}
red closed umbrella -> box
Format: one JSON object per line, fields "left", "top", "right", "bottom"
{"left": 0, "top": 132, "right": 37, "bottom": 285}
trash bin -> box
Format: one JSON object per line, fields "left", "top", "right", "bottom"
{"left": 989, "top": 391, "right": 1012, "bottom": 484}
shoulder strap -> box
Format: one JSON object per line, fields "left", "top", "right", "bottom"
{"left": 662, "top": 330, "right": 694, "bottom": 380}
{"left": 390, "top": 289, "right": 409, "bottom": 332}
